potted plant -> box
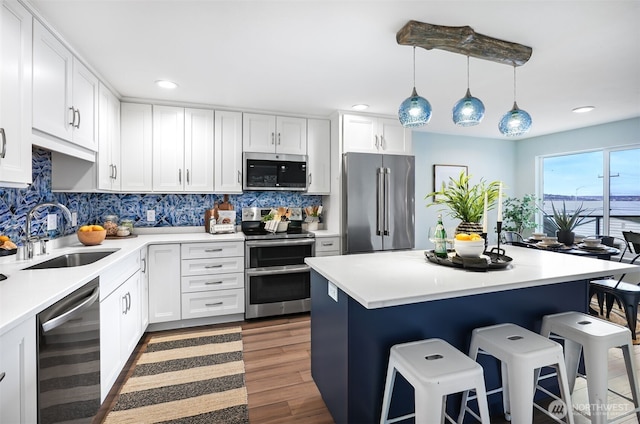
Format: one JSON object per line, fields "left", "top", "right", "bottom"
{"left": 425, "top": 171, "right": 501, "bottom": 234}
{"left": 544, "top": 200, "right": 591, "bottom": 245}
{"left": 502, "top": 194, "right": 539, "bottom": 236}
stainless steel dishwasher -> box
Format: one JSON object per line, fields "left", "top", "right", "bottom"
{"left": 37, "top": 278, "right": 100, "bottom": 424}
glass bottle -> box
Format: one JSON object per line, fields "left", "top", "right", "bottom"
{"left": 434, "top": 214, "right": 448, "bottom": 258}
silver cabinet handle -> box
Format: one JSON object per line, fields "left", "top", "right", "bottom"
{"left": 178, "top": 169, "right": 182, "bottom": 184}
{"left": 0, "top": 372, "right": 5, "bottom": 383}
{"left": 205, "top": 281, "right": 224, "bottom": 285}
{"left": 75, "top": 109, "right": 81, "bottom": 129}
{"left": 322, "top": 242, "right": 334, "bottom": 247}
{"left": 186, "top": 169, "right": 190, "bottom": 184}
{"left": 237, "top": 170, "right": 242, "bottom": 183}
{"left": 271, "top": 132, "right": 275, "bottom": 145}
{"left": 141, "top": 258, "right": 146, "bottom": 273}
{"left": 204, "top": 264, "right": 223, "bottom": 269}
{"left": 109, "top": 164, "right": 113, "bottom": 178}
{"left": 114, "top": 165, "right": 118, "bottom": 180}
{"left": 204, "top": 248, "right": 223, "bottom": 252}
{"left": 277, "top": 133, "right": 281, "bottom": 145}
{"left": 205, "top": 302, "right": 224, "bottom": 307}
{"left": 122, "top": 294, "right": 128, "bottom": 314}
{"left": 374, "top": 135, "right": 379, "bottom": 149}
{"left": 380, "top": 135, "right": 385, "bottom": 150}
{"left": 0, "top": 128, "right": 6, "bottom": 159}
{"left": 69, "top": 107, "right": 76, "bottom": 126}
{"left": 309, "top": 173, "right": 312, "bottom": 185}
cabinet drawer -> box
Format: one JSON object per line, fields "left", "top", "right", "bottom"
{"left": 181, "top": 272, "right": 244, "bottom": 293}
{"left": 181, "top": 289, "right": 244, "bottom": 319}
{"left": 100, "top": 251, "right": 140, "bottom": 300}
{"left": 315, "top": 250, "right": 340, "bottom": 257}
{"left": 181, "top": 241, "right": 243, "bottom": 259}
{"left": 315, "top": 237, "right": 340, "bottom": 253}
{"left": 181, "top": 257, "right": 243, "bottom": 276}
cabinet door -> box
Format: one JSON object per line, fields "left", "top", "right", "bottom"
{"left": 0, "top": 316, "right": 37, "bottom": 424}
{"left": 214, "top": 110, "right": 242, "bottom": 193}
{"left": 184, "top": 108, "right": 214, "bottom": 192}
{"left": 0, "top": 0, "right": 32, "bottom": 186}
{"left": 342, "top": 114, "right": 377, "bottom": 153}
{"left": 276, "top": 116, "right": 307, "bottom": 155}
{"left": 153, "top": 105, "right": 185, "bottom": 191}
{"left": 99, "top": 288, "right": 121, "bottom": 402}
{"left": 148, "top": 244, "right": 181, "bottom": 323}
{"left": 32, "top": 20, "right": 73, "bottom": 142}
{"left": 71, "top": 58, "right": 99, "bottom": 151}
{"left": 306, "top": 119, "right": 330, "bottom": 194}
{"left": 378, "top": 118, "right": 411, "bottom": 154}
{"left": 97, "top": 84, "right": 120, "bottom": 190}
{"left": 120, "top": 103, "right": 152, "bottom": 191}
{"left": 242, "top": 113, "right": 276, "bottom": 153}
{"left": 140, "top": 247, "right": 149, "bottom": 330}
{"left": 120, "top": 271, "right": 141, "bottom": 360}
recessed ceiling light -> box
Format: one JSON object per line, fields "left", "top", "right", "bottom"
{"left": 155, "top": 80, "right": 178, "bottom": 89}
{"left": 351, "top": 104, "right": 369, "bottom": 111}
{"left": 572, "top": 106, "right": 595, "bottom": 113}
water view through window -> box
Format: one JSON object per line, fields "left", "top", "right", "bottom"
{"left": 542, "top": 147, "right": 640, "bottom": 241}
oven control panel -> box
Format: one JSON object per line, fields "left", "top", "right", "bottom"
{"left": 242, "top": 207, "right": 303, "bottom": 222}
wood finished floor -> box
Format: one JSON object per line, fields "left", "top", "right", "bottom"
{"left": 95, "top": 313, "right": 640, "bottom": 424}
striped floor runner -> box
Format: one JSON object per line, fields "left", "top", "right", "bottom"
{"left": 103, "top": 326, "right": 249, "bottom": 424}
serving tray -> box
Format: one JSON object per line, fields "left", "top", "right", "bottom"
{"left": 424, "top": 250, "right": 512, "bottom": 271}
{"left": 0, "top": 248, "right": 17, "bottom": 256}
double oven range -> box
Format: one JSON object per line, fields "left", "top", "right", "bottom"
{"left": 242, "top": 207, "right": 315, "bottom": 319}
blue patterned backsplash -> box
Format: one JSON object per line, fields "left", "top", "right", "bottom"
{"left": 0, "top": 148, "right": 322, "bottom": 243}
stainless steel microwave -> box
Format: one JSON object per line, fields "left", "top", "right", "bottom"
{"left": 243, "top": 152, "right": 308, "bottom": 191}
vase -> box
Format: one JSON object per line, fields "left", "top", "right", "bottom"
{"left": 456, "top": 221, "right": 483, "bottom": 235}
{"left": 556, "top": 230, "right": 575, "bottom": 246}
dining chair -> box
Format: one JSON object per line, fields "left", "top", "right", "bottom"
{"left": 589, "top": 231, "right": 640, "bottom": 340}
{"left": 502, "top": 231, "right": 524, "bottom": 244}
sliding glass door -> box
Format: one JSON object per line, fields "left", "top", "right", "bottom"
{"left": 541, "top": 146, "right": 640, "bottom": 240}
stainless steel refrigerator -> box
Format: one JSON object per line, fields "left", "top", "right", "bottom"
{"left": 342, "top": 152, "right": 415, "bottom": 254}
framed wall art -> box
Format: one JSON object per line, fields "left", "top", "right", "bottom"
{"left": 433, "top": 164, "right": 468, "bottom": 199}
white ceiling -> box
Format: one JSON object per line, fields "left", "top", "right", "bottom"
{"left": 28, "top": 0, "right": 640, "bottom": 140}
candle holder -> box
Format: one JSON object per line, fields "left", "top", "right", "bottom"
{"left": 489, "top": 221, "right": 506, "bottom": 258}
{"left": 481, "top": 232, "right": 488, "bottom": 252}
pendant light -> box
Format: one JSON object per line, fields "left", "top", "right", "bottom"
{"left": 398, "top": 46, "right": 432, "bottom": 128}
{"left": 452, "top": 56, "right": 485, "bottom": 126}
{"left": 499, "top": 65, "right": 532, "bottom": 136}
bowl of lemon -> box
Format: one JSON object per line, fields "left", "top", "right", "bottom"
{"left": 77, "top": 225, "right": 107, "bottom": 246}
{"left": 454, "top": 233, "right": 485, "bottom": 258}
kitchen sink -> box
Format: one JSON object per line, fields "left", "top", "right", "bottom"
{"left": 23, "top": 250, "right": 118, "bottom": 270}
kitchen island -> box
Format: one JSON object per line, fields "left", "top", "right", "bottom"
{"left": 305, "top": 247, "right": 640, "bottom": 423}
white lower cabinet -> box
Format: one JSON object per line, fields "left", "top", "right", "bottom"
{"left": 180, "top": 241, "right": 244, "bottom": 319}
{"left": 314, "top": 235, "right": 340, "bottom": 257}
{"left": 99, "top": 252, "right": 142, "bottom": 402}
{"left": 0, "top": 316, "right": 37, "bottom": 424}
{"left": 148, "top": 244, "right": 181, "bottom": 324}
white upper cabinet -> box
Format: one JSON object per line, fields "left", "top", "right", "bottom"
{"left": 306, "top": 118, "right": 331, "bottom": 194}
{"left": 214, "top": 110, "right": 242, "bottom": 193}
{"left": 97, "top": 84, "right": 120, "bottom": 190}
{"left": 243, "top": 113, "right": 307, "bottom": 155}
{"left": 184, "top": 108, "right": 214, "bottom": 192}
{"left": 342, "top": 114, "right": 411, "bottom": 155}
{"left": 120, "top": 103, "right": 152, "bottom": 192}
{"left": 0, "top": 0, "right": 32, "bottom": 187}
{"left": 153, "top": 105, "right": 214, "bottom": 192}
{"left": 33, "top": 20, "right": 99, "bottom": 153}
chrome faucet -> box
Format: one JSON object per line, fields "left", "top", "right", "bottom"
{"left": 25, "top": 202, "right": 73, "bottom": 258}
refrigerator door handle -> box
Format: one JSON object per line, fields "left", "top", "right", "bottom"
{"left": 384, "top": 167, "right": 390, "bottom": 235}
{"left": 376, "top": 167, "right": 384, "bottom": 235}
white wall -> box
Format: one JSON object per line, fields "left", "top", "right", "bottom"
{"left": 514, "top": 118, "right": 640, "bottom": 198}
{"left": 412, "top": 131, "right": 516, "bottom": 249}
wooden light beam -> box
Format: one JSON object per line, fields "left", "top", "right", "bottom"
{"left": 396, "top": 20, "right": 532, "bottom": 66}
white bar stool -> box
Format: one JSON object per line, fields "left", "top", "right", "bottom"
{"left": 540, "top": 311, "right": 640, "bottom": 424}
{"left": 460, "top": 323, "right": 575, "bottom": 424}
{"left": 380, "top": 338, "right": 490, "bottom": 424}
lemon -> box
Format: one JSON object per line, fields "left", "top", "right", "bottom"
{"left": 0, "top": 235, "right": 9, "bottom": 242}
{"left": 79, "top": 226, "right": 92, "bottom": 232}
{"left": 455, "top": 233, "right": 471, "bottom": 241}
{"left": 91, "top": 225, "right": 105, "bottom": 231}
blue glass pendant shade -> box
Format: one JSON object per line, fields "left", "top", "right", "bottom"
{"left": 498, "top": 102, "right": 532, "bottom": 136}
{"left": 398, "top": 87, "right": 432, "bottom": 128}
{"left": 452, "top": 88, "right": 485, "bottom": 126}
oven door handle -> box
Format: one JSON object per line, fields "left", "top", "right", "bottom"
{"left": 246, "top": 264, "right": 310, "bottom": 276}
{"left": 245, "top": 239, "right": 315, "bottom": 248}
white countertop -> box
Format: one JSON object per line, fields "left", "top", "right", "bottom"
{"left": 0, "top": 231, "right": 244, "bottom": 336}
{"left": 305, "top": 247, "right": 640, "bottom": 309}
